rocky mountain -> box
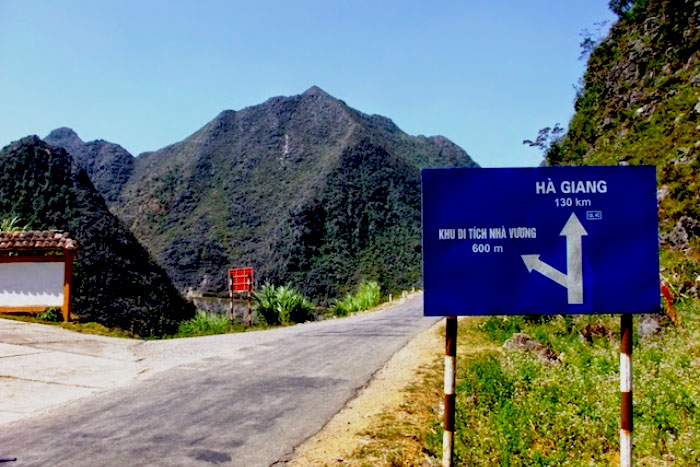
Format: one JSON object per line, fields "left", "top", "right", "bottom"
{"left": 45, "top": 127, "right": 134, "bottom": 204}
{"left": 103, "top": 86, "right": 477, "bottom": 300}
{"left": 0, "top": 137, "right": 194, "bottom": 336}
{"left": 547, "top": 0, "right": 699, "bottom": 293}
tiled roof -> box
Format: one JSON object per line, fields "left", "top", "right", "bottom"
{"left": 0, "top": 231, "right": 79, "bottom": 251}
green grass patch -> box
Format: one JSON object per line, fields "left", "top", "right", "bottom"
{"left": 419, "top": 300, "right": 700, "bottom": 466}
{"left": 332, "top": 280, "right": 382, "bottom": 316}
{"left": 169, "top": 310, "right": 246, "bottom": 337}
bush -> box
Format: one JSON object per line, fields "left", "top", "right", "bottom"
{"left": 37, "top": 308, "right": 62, "bottom": 322}
{"left": 333, "top": 280, "right": 382, "bottom": 316}
{"left": 253, "top": 283, "right": 314, "bottom": 325}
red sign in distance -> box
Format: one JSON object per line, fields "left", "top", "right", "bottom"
{"left": 230, "top": 267, "right": 254, "bottom": 293}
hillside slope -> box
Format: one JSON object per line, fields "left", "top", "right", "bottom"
{"left": 551, "top": 0, "right": 699, "bottom": 231}
{"left": 113, "top": 86, "right": 477, "bottom": 299}
{"left": 0, "top": 137, "right": 194, "bottom": 336}
{"left": 549, "top": 0, "right": 699, "bottom": 293}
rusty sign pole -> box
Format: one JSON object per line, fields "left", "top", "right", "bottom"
{"left": 228, "top": 272, "right": 235, "bottom": 322}
{"left": 620, "top": 313, "right": 633, "bottom": 467}
{"left": 443, "top": 316, "right": 457, "bottom": 467}
{"left": 246, "top": 272, "right": 253, "bottom": 327}
{"left": 247, "top": 290, "right": 252, "bottom": 327}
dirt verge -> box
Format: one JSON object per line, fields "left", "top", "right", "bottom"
{"left": 288, "top": 317, "right": 444, "bottom": 466}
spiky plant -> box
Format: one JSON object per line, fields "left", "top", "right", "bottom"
{"left": 0, "top": 216, "right": 29, "bottom": 232}
{"left": 253, "top": 283, "right": 314, "bottom": 325}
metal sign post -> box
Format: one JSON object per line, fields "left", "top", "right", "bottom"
{"left": 247, "top": 288, "right": 252, "bottom": 327}
{"left": 443, "top": 317, "right": 457, "bottom": 467}
{"left": 620, "top": 313, "right": 633, "bottom": 467}
{"left": 421, "top": 167, "right": 659, "bottom": 467}
{"left": 228, "top": 273, "right": 234, "bottom": 322}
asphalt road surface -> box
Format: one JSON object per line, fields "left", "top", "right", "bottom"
{"left": 0, "top": 294, "right": 438, "bottom": 466}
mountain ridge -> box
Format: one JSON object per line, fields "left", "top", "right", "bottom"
{"left": 118, "top": 87, "right": 476, "bottom": 299}
{"left": 44, "top": 86, "right": 477, "bottom": 301}
{"left": 45, "top": 127, "right": 134, "bottom": 205}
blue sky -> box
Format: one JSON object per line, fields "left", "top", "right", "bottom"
{"left": 0, "top": 1, "right": 616, "bottom": 167}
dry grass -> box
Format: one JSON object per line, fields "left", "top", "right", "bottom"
{"left": 290, "top": 320, "right": 444, "bottom": 466}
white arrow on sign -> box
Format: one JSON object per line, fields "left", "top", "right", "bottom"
{"left": 521, "top": 213, "right": 587, "bottom": 304}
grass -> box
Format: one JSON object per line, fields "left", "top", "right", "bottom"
{"left": 333, "top": 280, "right": 382, "bottom": 316}
{"left": 167, "top": 310, "right": 255, "bottom": 337}
{"left": 342, "top": 296, "right": 700, "bottom": 466}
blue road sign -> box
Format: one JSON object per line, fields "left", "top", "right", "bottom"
{"left": 421, "top": 167, "right": 660, "bottom": 316}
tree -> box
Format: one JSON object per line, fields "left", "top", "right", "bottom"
{"left": 609, "top": 0, "right": 635, "bottom": 16}
{"left": 523, "top": 124, "right": 564, "bottom": 152}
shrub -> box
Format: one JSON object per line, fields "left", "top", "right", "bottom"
{"left": 37, "top": 308, "right": 62, "bottom": 322}
{"left": 333, "top": 280, "right": 382, "bottom": 316}
{"left": 253, "top": 283, "right": 314, "bottom": 325}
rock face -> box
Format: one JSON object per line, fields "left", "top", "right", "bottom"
{"left": 0, "top": 136, "right": 194, "bottom": 336}
{"left": 662, "top": 216, "right": 700, "bottom": 250}
{"left": 107, "top": 86, "right": 478, "bottom": 299}
{"left": 548, "top": 0, "right": 700, "bottom": 239}
{"left": 45, "top": 127, "right": 134, "bottom": 204}
{"left": 504, "top": 333, "right": 560, "bottom": 365}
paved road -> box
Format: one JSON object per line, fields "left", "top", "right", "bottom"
{"left": 0, "top": 295, "right": 437, "bottom": 466}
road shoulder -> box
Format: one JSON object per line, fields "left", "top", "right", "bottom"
{"left": 289, "top": 317, "right": 444, "bottom": 465}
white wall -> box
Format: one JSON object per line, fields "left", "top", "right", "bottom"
{"left": 0, "top": 262, "right": 64, "bottom": 307}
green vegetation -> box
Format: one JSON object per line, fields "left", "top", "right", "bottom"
{"left": 170, "top": 310, "right": 245, "bottom": 337}
{"left": 253, "top": 283, "right": 315, "bottom": 325}
{"left": 661, "top": 249, "right": 700, "bottom": 298}
{"left": 417, "top": 304, "right": 700, "bottom": 465}
{"left": 545, "top": 0, "right": 700, "bottom": 239}
{"left": 332, "top": 280, "right": 382, "bottom": 316}
{"left": 0, "top": 215, "right": 29, "bottom": 232}
{"left": 36, "top": 308, "right": 62, "bottom": 322}
{"left": 339, "top": 305, "right": 700, "bottom": 466}
{"left": 44, "top": 127, "right": 134, "bottom": 204}
{"left": 1, "top": 309, "right": 270, "bottom": 339}
{"left": 428, "top": 1, "right": 700, "bottom": 463}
